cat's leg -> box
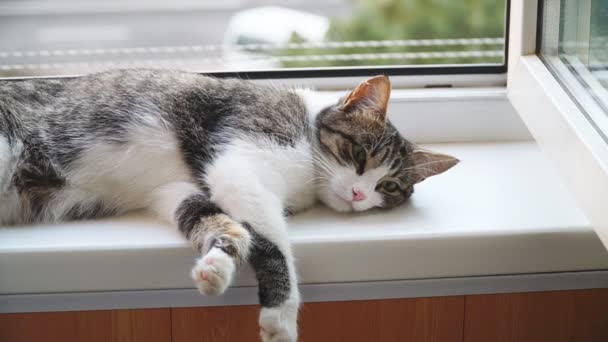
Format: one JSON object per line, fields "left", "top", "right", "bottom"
{"left": 152, "top": 180, "right": 299, "bottom": 341}
{"left": 150, "top": 181, "right": 251, "bottom": 295}
{"left": 247, "top": 222, "right": 299, "bottom": 342}
{"left": 210, "top": 184, "right": 299, "bottom": 342}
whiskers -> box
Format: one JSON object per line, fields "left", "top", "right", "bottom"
{"left": 310, "top": 145, "right": 335, "bottom": 176}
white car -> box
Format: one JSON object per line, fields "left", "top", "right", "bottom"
{"left": 223, "top": 6, "right": 329, "bottom": 70}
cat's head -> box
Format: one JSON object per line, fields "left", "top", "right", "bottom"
{"left": 314, "top": 75, "right": 459, "bottom": 212}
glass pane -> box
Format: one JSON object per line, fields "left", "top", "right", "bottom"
{"left": 0, "top": 0, "right": 507, "bottom": 78}
{"left": 540, "top": 0, "right": 608, "bottom": 127}
{"left": 590, "top": 1, "right": 608, "bottom": 88}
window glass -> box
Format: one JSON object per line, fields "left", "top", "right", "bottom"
{"left": 539, "top": 0, "right": 608, "bottom": 129}
{"left": 0, "top": 0, "right": 507, "bottom": 78}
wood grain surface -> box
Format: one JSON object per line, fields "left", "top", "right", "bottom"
{"left": 298, "top": 297, "right": 465, "bottom": 342}
{"left": 0, "top": 308, "right": 171, "bottom": 342}
{"left": 171, "top": 296, "right": 464, "bottom": 342}
{"left": 463, "top": 289, "right": 608, "bottom": 342}
{"left": 2, "top": 289, "right": 607, "bottom": 342}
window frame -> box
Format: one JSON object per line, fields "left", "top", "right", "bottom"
{"left": 508, "top": 0, "right": 608, "bottom": 251}
{"left": 203, "top": 63, "right": 507, "bottom": 80}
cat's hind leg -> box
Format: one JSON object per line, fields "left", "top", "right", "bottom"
{"left": 246, "top": 222, "right": 299, "bottom": 342}
{"left": 150, "top": 181, "right": 251, "bottom": 295}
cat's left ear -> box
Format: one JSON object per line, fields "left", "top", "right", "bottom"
{"left": 411, "top": 148, "right": 459, "bottom": 183}
{"left": 341, "top": 75, "right": 391, "bottom": 122}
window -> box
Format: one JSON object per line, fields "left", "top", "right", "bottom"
{"left": 0, "top": 0, "right": 508, "bottom": 79}
{"left": 538, "top": 0, "right": 608, "bottom": 139}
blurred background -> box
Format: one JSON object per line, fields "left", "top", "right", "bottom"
{"left": 0, "top": 0, "right": 507, "bottom": 77}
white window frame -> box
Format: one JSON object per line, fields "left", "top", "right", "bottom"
{"left": 507, "top": 0, "right": 608, "bottom": 249}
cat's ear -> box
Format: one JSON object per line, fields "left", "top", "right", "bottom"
{"left": 411, "top": 148, "right": 459, "bottom": 183}
{"left": 341, "top": 75, "right": 391, "bottom": 122}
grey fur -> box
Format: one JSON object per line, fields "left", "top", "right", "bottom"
{"left": 0, "top": 69, "right": 310, "bottom": 224}
{"left": 245, "top": 223, "right": 291, "bottom": 308}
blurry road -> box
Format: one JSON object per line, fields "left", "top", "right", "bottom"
{"left": 0, "top": 0, "right": 352, "bottom": 76}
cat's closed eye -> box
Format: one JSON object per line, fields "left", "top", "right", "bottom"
{"left": 351, "top": 144, "right": 366, "bottom": 167}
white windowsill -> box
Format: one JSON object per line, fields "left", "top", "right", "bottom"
{"left": 1, "top": 141, "right": 606, "bottom": 297}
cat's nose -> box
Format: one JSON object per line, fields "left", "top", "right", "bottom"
{"left": 352, "top": 188, "right": 366, "bottom": 202}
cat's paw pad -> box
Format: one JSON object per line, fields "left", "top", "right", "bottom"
{"left": 190, "top": 248, "right": 235, "bottom": 296}
{"left": 259, "top": 304, "right": 298, "bottom": 342}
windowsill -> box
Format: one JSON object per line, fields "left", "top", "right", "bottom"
{"left": 2, "top": 141, "right": 607, "bottom": 296}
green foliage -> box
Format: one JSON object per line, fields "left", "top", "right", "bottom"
{"left": 278, "top": 0, "right": 506, "bottom": 68}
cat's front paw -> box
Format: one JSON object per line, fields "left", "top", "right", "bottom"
{"left": 259, "top": 301, "right": 299, "bottom": 342}
{"left": 190, "top": 248, "right": 235, "bottom": 296}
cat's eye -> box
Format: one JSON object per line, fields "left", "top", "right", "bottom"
{"left": 381, "top": 181, "right": 399, "bottom": 192}
{"left": 352, "top": 145, "right": 366, "bottom": 164}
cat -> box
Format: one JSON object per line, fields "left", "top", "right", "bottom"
{"left": 0, "top": 69, "right": 458, "bottom": 342}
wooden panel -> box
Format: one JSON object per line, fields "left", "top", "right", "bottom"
{"left": 0, "top": 309, "right": 171, "bottom": 342}
{"left": 109, "top": 309, "right": 171, "bottom": 342}
{"left": 300, "top": 297, "right": 465, "bottom": 342}
{"left": 464, "top": 289, "right": 608, "bottom": 342}
{"left": 4, "top": 288, "right": 606, "bottom": 342}
{"left": 171, "top": 305, "right": 260, "bottom": 342}
{"left": 172, "top": 297, "right": 464, "bottom": 342}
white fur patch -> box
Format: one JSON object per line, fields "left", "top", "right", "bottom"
{"left": 66, "top": 117, "right": 192, "bottom": 213}
{"left": 191, "top": 247, "right": 235, "bottom": 296}
{"left": 317, "top": 157, "right": 389, "bottom": 212}
{"left": 0, "top": 135, "right": 12, "bottom": 191}
{"left": 259, "top": 298, "right": 299, "bottom": 342}
{"left": 205, "top": 137, "right": 316, "bottom": 253}
{"left": 0, "top": 136, "right": 23, "bottom": 224}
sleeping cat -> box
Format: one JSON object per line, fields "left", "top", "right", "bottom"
{"left": 0, "top": 70, "right": 458, "bottom": 341}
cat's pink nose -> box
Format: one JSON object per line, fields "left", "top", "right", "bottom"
{"left": 352, "top": 188, "right": 366, "bottom": 202}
